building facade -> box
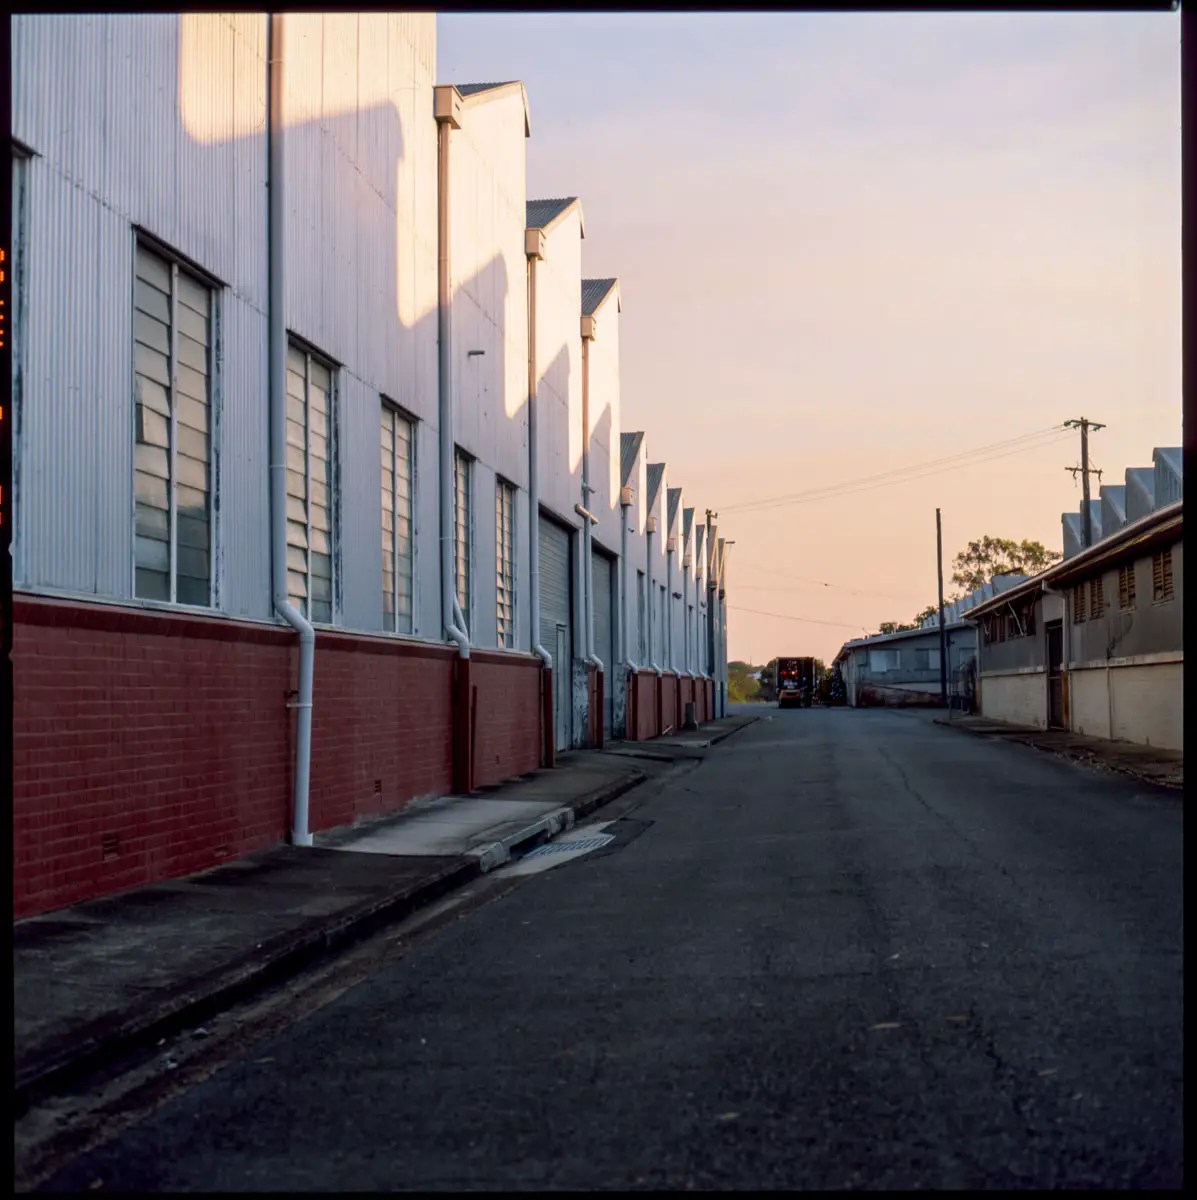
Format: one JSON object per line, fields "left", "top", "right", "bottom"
{"left": 10, "top": 13, "right": 724, "bottom": 918}
{"left": 968, "top": 501, "right": 1182, "bottom": 749}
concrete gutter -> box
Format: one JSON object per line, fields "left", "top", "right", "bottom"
{"left": 13, "top": 764, "right": 647, "bottom": 1115}
{"left": 933, "top": 715, "right": 1183, "bottom": 791}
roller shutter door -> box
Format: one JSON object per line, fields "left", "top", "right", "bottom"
{"left": 592, "top": 548, "right": 615, "bottom": 736}
{"left": 539, "top": 516, "right": 572, "bottom": 751}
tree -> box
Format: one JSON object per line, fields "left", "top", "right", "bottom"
{"left": 950, "top": 536, "right": 1061, "bottom": 594}
{"left": 728, "top": 661, "right": 766, "bottom": 704}
{"left": 878, "top": 620, "right": 917, "bottom": 635}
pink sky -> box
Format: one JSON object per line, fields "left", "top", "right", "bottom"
{"left": 439, "top": 11, "right": 1182, "bottom": 664}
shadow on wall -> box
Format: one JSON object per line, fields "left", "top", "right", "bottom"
{"left": 11, "top": 16, "right": 550, "bottom": 919}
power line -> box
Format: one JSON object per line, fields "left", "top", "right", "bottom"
{"left": 725, "top": 425, "right": 1064, "bottom": 513}
{"left": 727, "top": 430, "right": 1074, "bottom": 517}
{"left": 733, "top": 577, "right": 925, "bottom": 605}
{"left": 728, "top": 604, "right": 867, "bottom": 631}
{"left": 722, "top": 425, "right": 1068, "bottom": 515}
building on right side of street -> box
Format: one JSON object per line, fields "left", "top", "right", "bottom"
{"left": 965, "top": 456, "right": 1182, "bottom": 748}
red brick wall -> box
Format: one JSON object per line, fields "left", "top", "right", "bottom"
{"left": 13, "top": 596, "right": 544, "bottom": 919}
{"left": 13, "top": 596, "right": 294, "bottom": 920}
{"left": 631, "top": 670, "right": 659, "bottom": 740}
{"left": 469, "top": 651, "right": 542, "bottom": 787}
{"left": 307, "top": 634, "right": 455, "bottom": 832}
{"left": 660, "top": 672, "right": 679, "bottom": 732}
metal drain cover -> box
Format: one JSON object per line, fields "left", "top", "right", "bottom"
{"left": 522, "top": 834, "right": 615, "bottom": 859}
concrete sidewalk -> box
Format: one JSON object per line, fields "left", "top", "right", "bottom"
{"left": 934, "top": 713, "right": 1183, "bottom": 790}
{"left": 13, "top": 713, "right": 757, "bottom": 1114}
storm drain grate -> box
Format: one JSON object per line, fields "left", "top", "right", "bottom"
{"left": 522, "top": 834, "right": 615, "bottom": 860}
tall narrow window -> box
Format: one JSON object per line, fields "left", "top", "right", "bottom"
{"left": 381, "top": 402, "right": 415, "bottom": 634}
{"left": 495, "top": 480, "right": 516, "bottom": 647}
{"left": 637, "top": 570, "right": 646, "bottom": 661}
{"left": 286, "top": 341, "right": 335, "bottom": 623}
{"left": 1089, "top": 575, "right": 1104, "bottom": 619}
{"left": 453, "top": 449, "right": 472, "bottom": 631}
{"left": 134, "top": 242, "right": 214, "bottom": 606}
{"left": 1117, "top": 562, "right": 1136, "bottom": 611}
{"left": 1152, "top": 548, "right": 1174, "bottom": 603}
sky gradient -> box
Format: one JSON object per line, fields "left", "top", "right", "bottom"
{"left": 438, "top": 11, "right": 1181, "bottom": 665}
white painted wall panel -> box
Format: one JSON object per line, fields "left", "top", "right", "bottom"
{"left": 1110, "top": 662, "right": 1183, "bottom": 750}
{"left": 978, "top": 670, "right": 1048, "bottom": 728}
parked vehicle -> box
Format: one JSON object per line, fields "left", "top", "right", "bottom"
{"left": 775, "top": 657, "right": 816, "bottom": 708}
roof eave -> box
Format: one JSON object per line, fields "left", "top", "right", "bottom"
{"left": 964, "top": 500, "right": 1183, "bottom": 617}
{"left": 453, "top": 81, "right": 531, "bottom": 137}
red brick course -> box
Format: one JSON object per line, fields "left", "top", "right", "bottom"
{"left": 12, "top": 596, "right": 543, "bottom": 919}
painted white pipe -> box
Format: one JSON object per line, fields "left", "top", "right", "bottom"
{"left": 620, "top": 499, "right": 638, "bottom": 671}
{"left": 526, "top": 250, "right": 552, "bottom": 670}
{"left": 686, "top": 561, "right": 695, "bottom": 676}
{"left": 646, "top": 526, "right": 662, "bottom": 675}
{"left": 268, "top": 14, "right": 315, "bottom": 848}
{"left": 436, "top": 109, "right": 470, "bottom": 659}
{"left": 579, "top": 334, "right": 602, "bottom": 676}
{"left": 665, "top": 546, "right": 674, "bottom": 672}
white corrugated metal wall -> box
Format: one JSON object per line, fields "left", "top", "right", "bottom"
{"left": 11, "top": 13, "right": 732, "bottom": 736}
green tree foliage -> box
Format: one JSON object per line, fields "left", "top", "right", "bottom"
{"left": 728, "top": 661, "right": 764, "bottom": 704}
{"left": 951, "top": 536, "right": 1061, "bottom": 594}
{"left": 891, "top": 538, "right": 1060, "bottom": 631}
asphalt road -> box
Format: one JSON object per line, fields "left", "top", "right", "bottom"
{"left": 41, "top": 707, "right": 1183, "bottom": 1190}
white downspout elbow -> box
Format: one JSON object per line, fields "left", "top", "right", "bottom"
{"left": 268, "top": 14, "right": 315, "bottom": 848}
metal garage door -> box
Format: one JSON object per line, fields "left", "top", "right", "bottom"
{"left": 592, "top": 548, "right": 615, "bottom": 736}
{"left": 539, "top": 516, "right": 573, "bottom": 752}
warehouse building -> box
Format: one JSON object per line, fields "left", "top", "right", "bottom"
{"left": 10, "top": 12, "right": 725, "bottom": 917}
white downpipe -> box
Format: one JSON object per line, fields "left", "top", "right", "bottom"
{"left": 526, "top": 253, "right": 552, "bottom": 670}
{"left": 580, "top": 336, "right": 602, "bottom": 676}
{"left": 646, "top": 528, "right": 662, "bottom": 675}
{"left": 665, "top": 547, "right": 675, "bottom": 673}
{"left": 620, "top": 500, "right": 639, "bottom": 671}
{"left": 268, "top": 15, "right": 315, "bottom": 848}
{"left": 686, "top": 561, "right": 695, "bottom": 676}
{"left": 436, "top": 113, "right": 469, "bottom": 659}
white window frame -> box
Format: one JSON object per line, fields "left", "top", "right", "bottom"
{"left": 453, "top": 448, "right": 473, "bottom": 636}
{"left": 495, "top": 477, "right": 516, "bottom": 648}
{"left": 286, "top": 336, "right": 338, "bottom": 625}
{"left": 131, "top": 234, "right": 220, "bottom": 610}
{"left": 381, "top": 399, "right": 417, "bottom": 635}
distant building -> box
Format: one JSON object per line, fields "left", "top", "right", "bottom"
{"left": 832, "top": 576, "right": 1028, "bottom": 709}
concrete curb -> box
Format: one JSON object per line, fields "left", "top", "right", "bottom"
{"left": 707, "top": 714, "right": 760, "bottom": 744}
{"left": 13, "top": 856, "right": 479, "bottom": 1116}
{"left": 933, "top": 716, "right": 1183, "bottom": 791}
{"left": 13, "top": 765, "right": 649, "bottom": 1115}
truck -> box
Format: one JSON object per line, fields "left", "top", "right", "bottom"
{"left": 775, "top": 657, "right": 816, "bottom": 708}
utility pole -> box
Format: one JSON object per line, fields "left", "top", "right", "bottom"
{"left": 1064, "top": 417, "right": 1106, "bottom": 548}
{"left": 936, "top": 508, "right": 947, "bottom": 708}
